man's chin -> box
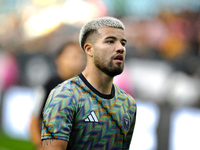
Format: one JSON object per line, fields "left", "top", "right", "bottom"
{"left": 107, "top": 68, "right": 124, "bottom": 77}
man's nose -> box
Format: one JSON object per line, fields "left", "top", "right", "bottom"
{"left": 116, "top": 42, "right": 125, "bottom": 53}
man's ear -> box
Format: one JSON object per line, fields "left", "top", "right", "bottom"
{"left": 84, "top": 43, "right": 93, "bottom": 57}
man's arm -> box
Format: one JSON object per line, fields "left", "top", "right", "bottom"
{"left": 42, "top": 139, "right": 68, "bottom": 150}
{"left": 41, "top": 88, "right": 75, "bottom": 150}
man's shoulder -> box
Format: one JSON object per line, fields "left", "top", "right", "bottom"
{"left": 50, "top": 75, "right": 82, "bottom": 97}
{"left": 44, "top": 75, "right": 83, "bottom": 108}
{"left": 114, "top": 84, "right": 130, "bottom": 95}
{"left": 114, "top": 84, "right": 135, "bottom": 101}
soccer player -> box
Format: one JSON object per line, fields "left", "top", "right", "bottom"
{"left": 41, "top": 16, "right": 137, "bottom": 150}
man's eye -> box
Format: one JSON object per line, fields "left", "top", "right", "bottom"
{"left": 121, "top": 42, "right": 126, "bottom": 46}
{"left": 107, "top": 41, "right": 114, "bottom": 43}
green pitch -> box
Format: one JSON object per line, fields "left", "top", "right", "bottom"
{"left": 0, "top": 131, "right": 34, "bottom": 150}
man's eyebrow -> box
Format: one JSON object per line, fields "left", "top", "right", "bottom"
{"left": 105, "top": 36, "right": 117, "bottom": 40}
{"left": 105, "top": 36, "right": 127, "bottom": 43}
{"left": 122, "top": 39, "right": 127, "bottom": 43}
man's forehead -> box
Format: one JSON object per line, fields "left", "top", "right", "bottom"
{"left": 97, "top": 27, "right": 125, "bottom": 38}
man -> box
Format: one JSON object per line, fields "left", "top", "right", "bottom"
{"left": 30, "top": 41, "right": 86, "bottom": 150}
{"left": 41, "top": 16, "right": 137, "bottom": 150}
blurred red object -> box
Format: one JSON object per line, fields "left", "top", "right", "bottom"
{"left": 0, "top": 52, "right": 20, "bottom": 91}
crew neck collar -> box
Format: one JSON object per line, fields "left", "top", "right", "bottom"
{"left": 78, "top": 73, "right": 115, "bottom": 99}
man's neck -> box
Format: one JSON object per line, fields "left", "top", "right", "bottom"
{"left": 82, "top": 68, "right": 113, "bottom": 95}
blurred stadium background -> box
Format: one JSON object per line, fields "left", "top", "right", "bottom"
{"left": 0, "top": 0, "right": 200, "bottom": 150}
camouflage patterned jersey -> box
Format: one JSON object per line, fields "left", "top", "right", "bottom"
{"left": 41, "top": 73, "right": 137, "bottom": 150}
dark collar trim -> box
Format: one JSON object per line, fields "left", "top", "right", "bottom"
{"left": 78, "top": 73, "right": 115, "bottom": 99}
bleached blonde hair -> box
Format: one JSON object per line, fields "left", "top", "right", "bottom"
{"left": 79, "top": 16, "right": 125, "bottom": 51}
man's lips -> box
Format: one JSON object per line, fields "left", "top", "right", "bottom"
{"left": 114, "top": 54, "right": 124, "bottom": 62}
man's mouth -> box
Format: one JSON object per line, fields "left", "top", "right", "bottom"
{"left": 114, "top": 54, "right": 124, "bottom": 62}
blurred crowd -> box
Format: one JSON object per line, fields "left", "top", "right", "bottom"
{"left": 0, "top": 8, "right": 200, "bottom": 89}
{"left": 124, "top": 10, "right": 200, "bottom": 76}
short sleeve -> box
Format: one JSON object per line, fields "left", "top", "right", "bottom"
{"left": 41, "top": 88, "right": 76, "bottom": 141}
